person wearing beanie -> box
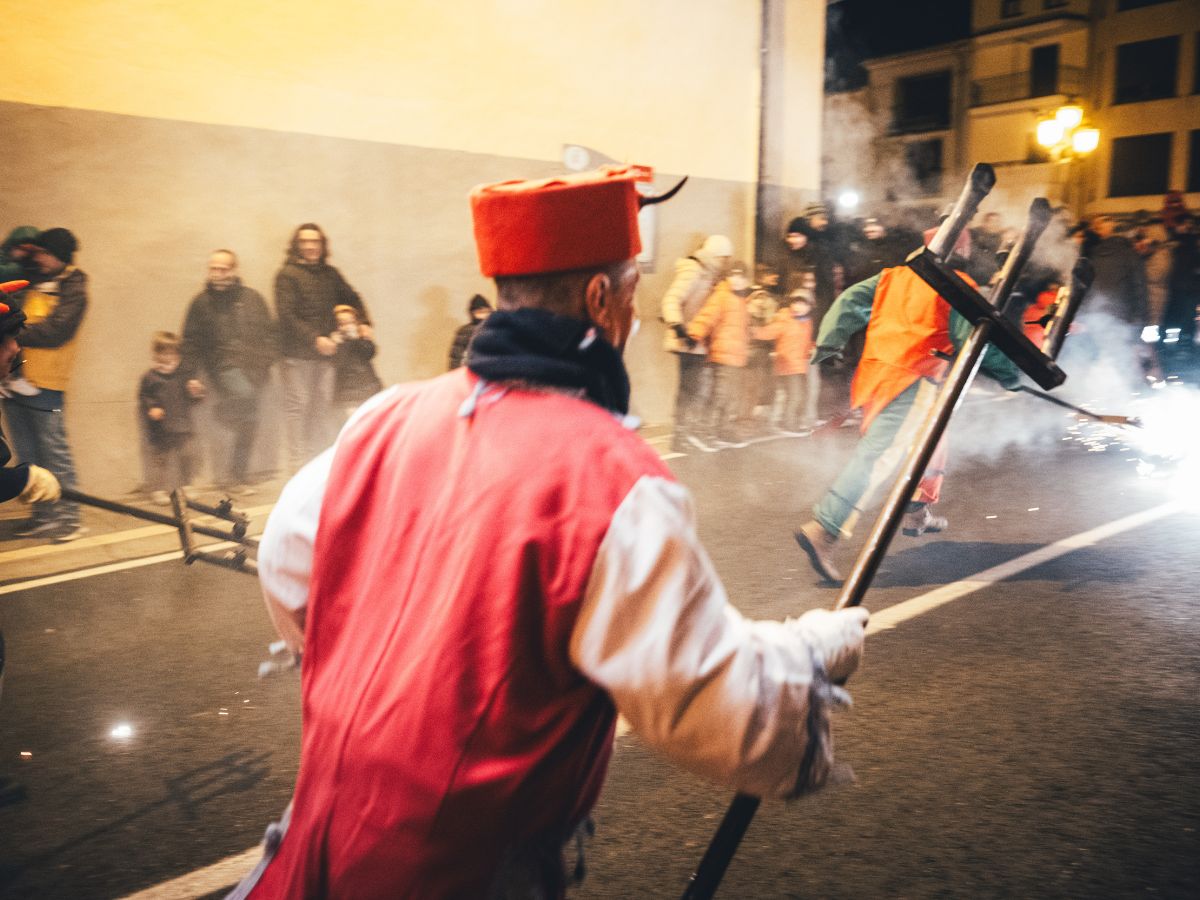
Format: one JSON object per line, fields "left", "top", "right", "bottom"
{"left": 274, "top": 223, "right": 372, "bottom": 472}
{"left": 783, "top": 204, "right": 845, "bottom": 327}
{"left": 792, "top": 242, "right": 1021, "bottom": 584}
{"left": 1, "top": 227, "right": 87, "bottom": 542}
{"left": 447, "top": 292, "right": 493, "bottom": 369}
{"left": 235, "top": 164, "right": 868, "bottom": 899}
{"left": 659, "top": 233, "right": 732, "bottom": 450}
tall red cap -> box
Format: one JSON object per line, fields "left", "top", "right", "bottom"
{"left": 471, "top": 165, "right": 653, "bottom": 277}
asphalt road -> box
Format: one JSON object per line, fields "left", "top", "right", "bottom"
{"left": 1, "top": 387, "right": 1198, "bottom": 899}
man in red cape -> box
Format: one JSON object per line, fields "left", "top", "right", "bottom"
{"left": 234, "top": 166, "right": 869, "bottom": 899}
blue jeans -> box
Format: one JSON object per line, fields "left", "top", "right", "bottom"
{"left": 3, "top": 391, "right": 80, "bottom": 527}
{"left": 280, "top": 358, "right": 335, "bottom": 472}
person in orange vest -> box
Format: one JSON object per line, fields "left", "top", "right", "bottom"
{"left": 1023, "top": 280, "right": 1061, "bottom": 348}
{"left": 234, "top": 166, "right": 869, "bottom": 899}
{"left": 793, "top": 233, "right": 1019, "bottom": 583}
{"left": 756, "top": 289, "right": 817, "bottom": 433}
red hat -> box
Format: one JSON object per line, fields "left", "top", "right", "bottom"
{"left": 470, "top": 165, "right": 655, "bottom": 277}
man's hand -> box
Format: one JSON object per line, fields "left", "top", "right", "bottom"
{"left": 315, "top": 336, "right": 337, "bottom": 356}
{"left": 186, "top": 379, "right": 206, "bottom": 398}
{"left": 796, "top": 607, "right": 869, "bottom": 683}
{"left": 671, "top": 323, "right": 697, "bottom": 349}
{"left": 811, "top": 345, "right": 843, "bottom": 366}
{"left": 148, "top": 407, "right": 165, "bottom": 421}
{"left": 19, "top": 465, "right": 61, "bottom": 503}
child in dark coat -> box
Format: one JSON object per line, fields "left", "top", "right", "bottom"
{"left": 331, "top": 304, "right": 383, "bottom": 418}
{"left": 139, "top": 332, "right": 202, "bottom": 504}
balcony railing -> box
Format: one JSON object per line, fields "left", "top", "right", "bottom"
{"left": 970, "top": 66, "right": 1086, "bottom": 106}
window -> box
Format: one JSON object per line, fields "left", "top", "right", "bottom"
{"left": 1116, "top": 0, "right": 1172, "bottom": 10}
{"left": 1031, "top": 44, "right": 1060, "bottom": 97}
{"left": 1189, "top": 130, "right": 1200, "bottom": 193}
{"left": 1114, "top": 36, "right": 1180, "bottom": 104}
{"left": 1109, "top": 133, "right": 1172, "bottom": 197}
{"left": 1001, "top": 0, "right": 1023, "bottom": 17}
{"left": 905, "top": 139, "right": 944, "bottom": 196}
{"left": 893, "top": 71, "right": 952, "bottom": 134}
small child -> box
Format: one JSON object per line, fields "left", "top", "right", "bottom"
{"left": 138, "top": 331, "right": 201, "bottom": 504}
{"left": 756, "top": 290, "right": 816, "bottom": 433}
{"left": 331, "top": 304, "right": 383, "bottom": 419}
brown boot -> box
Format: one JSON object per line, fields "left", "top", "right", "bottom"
{"left": 794, "top": 520, "right": 842, "bottom": 583}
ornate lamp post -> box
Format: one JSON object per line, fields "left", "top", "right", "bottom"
{"left": 1035, "top": 104, "right": 1100, "bottom": 215}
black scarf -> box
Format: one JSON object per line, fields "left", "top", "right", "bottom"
{"left": 466, "top": 308, "right": 630, "bottom": 415}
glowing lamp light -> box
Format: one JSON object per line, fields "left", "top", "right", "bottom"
{"left": 1036, "top": 118, "right": 1065, "bottom": 148}
{"left": 110, "top": 723, "right": 134, "bottom": 740}
{"left": 836, "top": 189, "right": 860, "bottom": 211}
{"left": 1055, "top": 105, "right": 1084, "bottom": 131}
{"left": 1071, "top": 126, "right": 1100, "bottom": 155}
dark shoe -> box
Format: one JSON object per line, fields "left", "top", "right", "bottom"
{"left": 902, "top": 506, "right": 948, "bottom": 537}
{"left": 14, "top": 521, "right": 58, "bottom": 539}
{"left": 794, "top": 520, "right": 842, "bottom": 583}
{"left": 48, "top": 524, "right": 89, "bottom": 544}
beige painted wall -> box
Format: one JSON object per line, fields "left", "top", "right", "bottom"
{"left": 1, "top": 1, "right": 826, "bottom": 495}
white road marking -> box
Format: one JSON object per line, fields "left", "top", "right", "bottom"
{"left": 34, "top": 489, "right": 1186, "bottom": 899}
{"left": 865, "top": 499, "right": 1182, "bottom": 634}
{"left": 118, "top": 847, "right": 263, "bottom": 900}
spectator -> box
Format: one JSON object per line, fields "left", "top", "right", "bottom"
{"left": 139, "top": 332, "right": 202, "bottom": 505}
{"left": 0, "top": 227, "right": 38, "bottom": 283}
{"left": 1162, "top": 213, "right": 1200, "bottom": 353}
{"left": 1, "top": 286, "right": 60, "bottom": 806}
{"left": 275, "top": 223, "right": 372, "bottom": 471}
{"left": 1, "top": 228, "right": 87, "bottom": 542}
{"left": 847, "top": 217, "right": 920, "bottom": 284}
{"left": 687, "top": 264, "right": 749, "bottom": 447}
{"left": 330, "top": 304, "right": 384, "bottom": 418}
{"left": 742, "top": 264, "right": 779, "bottom": 429}
{"left": 236, "top": 164, "right": 867, "bottom": 897}
{"left": 181, "top": 249, "right": 278, "bottom": 493}
{"left": 448, "top": 294, "right": 492, "bottom": 369}
{"left": 967, "top": 211, "right": 1006, "bottom": 285}
{"left": 1133, "top": 217, "right": 1172, "bottom": 330}
{"left": 1161, "top": 190, "right": 1188, "bottom": 233}
{"left": 660, "top": 234, "right": 731, "bottom": 451}
{"left": 756, "top": 288, "right": 817, "bottom": 432}
{"left": 1077, "top": 213, "right": 1151, "bottom": 384}
{"left": 784, "top": 204, "right": 842, "bottom": 324}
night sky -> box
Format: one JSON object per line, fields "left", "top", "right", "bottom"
{"left": 826, "top": 0, "right": 973, "bottom": 91}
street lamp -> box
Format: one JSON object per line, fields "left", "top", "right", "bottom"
{"left": 1035, "top": 103, "right": 1099, "bottom": 215}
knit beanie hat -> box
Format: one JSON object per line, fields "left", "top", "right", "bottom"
{"left": 804, "top": 202, "right": 829, "bottom": 218}
{"left": 30, "top": 228, "right": 78, "bottom": 264}
{"left": 468, "top": 293, "right": 491, "bottom": 314}
{"left": 786, "top": 217, "right": 806, "bottom": 234}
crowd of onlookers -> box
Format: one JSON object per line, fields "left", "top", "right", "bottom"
{"left": 658, "top": 190, "right": 1200, "bottom": 450}
{"left": 1, "top": 190, "right": 1196, "bottom": 536}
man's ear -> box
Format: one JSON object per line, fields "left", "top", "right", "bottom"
{"left": 583, "top": 272, "right": 612, "bottom": 330}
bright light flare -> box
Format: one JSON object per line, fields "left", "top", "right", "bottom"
{"left": 1055, "top": 105, "right": 1084, "bottom": 130}
{"left": 836, "top": 189, "right": 860, "bottom": 211}
{"left": 110, "top": 723, "right": 134, "bottom": 740}
{"left": 1037, "top": 118, "right": 1065, "bottom": 148}
{"left": 1071, "top": 126, "right": 1099, "bottom": 155}
{"left": 1126, "top": 383, "right": 1200, "bottom": 511}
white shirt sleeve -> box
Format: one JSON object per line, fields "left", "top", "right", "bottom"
{"left": 257, "top": 447, "right": 335, "bottom": 612}
{"left": 257, "top": 387, "right": 398, "bottom": 612}
{"left": 569, "top": 475, "right": 843, "bottom": 799}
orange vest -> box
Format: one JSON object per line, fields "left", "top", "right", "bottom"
{"left": 851, "top": 266, "right": 975, "bottom": 430}
{"left": 1023, "top": 289, "right": 1058, "bottom": 347}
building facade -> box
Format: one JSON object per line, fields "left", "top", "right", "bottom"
{"left": 828, "top": 0, "right": 1200, "bottom": 221}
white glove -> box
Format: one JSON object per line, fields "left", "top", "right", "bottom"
{"left": 796, "top": 606, "right": 869, "bottom": 683}
{"left": 19, "top": 465, "right": 61, "bottom": 503}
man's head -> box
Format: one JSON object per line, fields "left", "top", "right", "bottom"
{"left": 208, "top": 249, "right": 239, "bottom": 289}
{"left": 1091, "top": 213, "right": 1116, "bottom": 239}
{"left": 470, "top": 165, "right": 658, "bottom": 353}
{"left": 785, "top": 219, "right": 808, "bottom": 252}
{"left": 468, "top": 294, "right": 492, "bottom": 321}
{"left": 804, "top": 203, "right": 829, "bottom": 231}
{"left": 981, "top": 211, "right": 1002, "bottom": 233}
{"left": 151, "top": 331, "right": 182, "bottom": 374}
{"left": 289, "top": 223, "right": 328, "bottom": 264}
{"left": 862, "top": 218, "right": 885, "bottom": 240}
{"left": 28, "top": 228, "right": 77, "bottom": 276}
